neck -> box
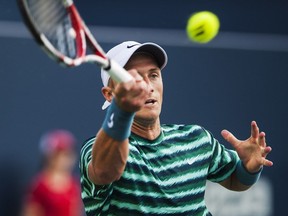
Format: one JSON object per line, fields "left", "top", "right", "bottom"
{"left": 42, "top": 166, "right": 72, "bottom": 192}
{"left": 131, "top": 117, "right": 161, "bottom": 140}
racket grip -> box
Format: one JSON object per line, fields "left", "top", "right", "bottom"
{"left": 105, "top": 59, "right": 133, "bottom": 83}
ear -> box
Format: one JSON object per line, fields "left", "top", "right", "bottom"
{"left": 101, "top": 87, "right": 113, "bottom": 102}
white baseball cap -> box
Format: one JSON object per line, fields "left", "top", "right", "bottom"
{"left": 101, "top": 41, "right": 168, "bottom": 110}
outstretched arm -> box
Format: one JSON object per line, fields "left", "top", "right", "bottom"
{"left": 88, "top": 70, "right": 150, "bottom": 185}
{"left": 219, "top": 121, "right": 273, "bottom": 191}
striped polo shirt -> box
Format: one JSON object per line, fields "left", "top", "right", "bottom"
{"left": 80, "top": 124, "right": 239, "bottom": 216}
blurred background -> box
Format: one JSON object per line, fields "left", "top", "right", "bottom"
{"left": 1, "top": 0, "right": 288, "bottom": 215}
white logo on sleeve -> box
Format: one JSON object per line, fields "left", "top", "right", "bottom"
{"left": 107, "top": 113, "right": 114, "bottom": 128}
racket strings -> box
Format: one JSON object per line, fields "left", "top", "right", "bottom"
{"left": 25, "top": 0, "right": 77, "bottom": 58}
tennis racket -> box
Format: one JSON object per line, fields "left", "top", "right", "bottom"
{"left": 17, "top": 0, "right": 133, "bottom": 83}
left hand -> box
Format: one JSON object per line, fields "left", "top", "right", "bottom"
{"left": 221, "top": 121, "right": 273, "bottom": 173}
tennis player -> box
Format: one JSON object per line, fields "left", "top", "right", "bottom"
{"left": 80, "top": 41, "right": 273, "bottom": 216}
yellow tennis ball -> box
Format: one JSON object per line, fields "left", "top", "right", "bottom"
{"left": 186, "top": 11, "right": 220, "bottom": 43}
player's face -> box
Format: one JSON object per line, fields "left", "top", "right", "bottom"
{"left": 125, "top": 52, "right": 163, "bottom": 124}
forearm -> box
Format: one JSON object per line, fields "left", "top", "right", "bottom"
{"left": 219, "top": 172, "right": 251, "bottom": 191}
{"left": 88, "top": 129, "right": 129, "bottom": 185}
{"left": 220, "top": 161, "right": 262, "bottom": 191}
{"left": 88, "top": 99, "right": 134, "bottom": 185}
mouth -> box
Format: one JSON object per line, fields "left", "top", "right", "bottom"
{"left": 145, "top": 99, "right": 157, "bottom": 105}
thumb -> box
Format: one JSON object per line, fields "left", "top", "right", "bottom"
{"left": 221, "top": 129, "right": 239, "bottom": 148}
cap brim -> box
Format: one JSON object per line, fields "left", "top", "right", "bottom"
{"left": 135, "top": 43, "right": 167, "bottom": 70}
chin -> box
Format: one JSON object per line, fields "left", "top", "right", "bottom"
{"left": 136, "top": 109, "right": 161, "bottom": 122}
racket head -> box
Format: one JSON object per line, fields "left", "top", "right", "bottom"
{"left": 18, "top": 0, "right": 86, "bottom": 66}
{"left": 18, "top": 0, "right": 133, "bottom": 83}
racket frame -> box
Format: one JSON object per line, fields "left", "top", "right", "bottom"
{"left": 18, "top": 0, "right": 133, "bottom": 83}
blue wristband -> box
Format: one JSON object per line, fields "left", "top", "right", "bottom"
{"left": 102, "top": 99, "right": 135, "bottom": 141}
{"left": 235, "top": 160, "right": 262, "bottom": 186}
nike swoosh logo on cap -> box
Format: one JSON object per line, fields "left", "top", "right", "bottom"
{"left": 127, "top": 44, "right": 139, "bottom": 48}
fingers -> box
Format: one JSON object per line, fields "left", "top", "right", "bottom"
{"left": 129, "top": 69, "right": 143, "bottom": 82}
{"left": 261, "top": 145, "right": 272, "bottom": 157}
{"left": 251, "top": 123, "right": 273, "bottom": 166}
{"left": 114, "top": 69, "right": 150, "bottom": 112}
{"left": 223, "top": 122, "right": 273, "bottom": 170}
{"left": 260, "top": 145, "right": 273, "bottom": 167}
{"left": 251, "top": 121, "right": 268, "bottom": 148}
{"left": 258, "top": 131, "right": 267, "bottom": 147}
{"left": 251, "top": 121, "right": 259, "bottom": 139}
{"left": 119, "top": 69, "right": 143, "bottom": 91}
{"left": 221, "top": 130, "right": 239, "bottom": 148}
{"left": 262, "top": 158, "right": 273, "bottom": 167}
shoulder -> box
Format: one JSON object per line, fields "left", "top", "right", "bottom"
{"left": 26, "top": 173, "right": 47, "bottom": 195}
{"left": 79, "top": 136, "right": 96, "bottom": 167}
{"left": 161, "top": 124, "right": 214, "bottom": 145}
{"left": 161, "top": 124, "right": 207, "bottom": 137}
{"left": 80, "top": 136, "right": 95, "bottom": 153}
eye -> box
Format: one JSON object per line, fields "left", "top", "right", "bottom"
{"left": 150, "top": 71, "right": 160, "bottom": 79}
{"left": 151, "top": 73, "right": 158, "bottom": 78}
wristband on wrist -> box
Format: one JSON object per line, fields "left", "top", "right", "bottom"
{"left": 102, "top": 99, "right": 135, "bottom": 141}
{"left": 235, "top": 160, "right": 262, "bottom": 186}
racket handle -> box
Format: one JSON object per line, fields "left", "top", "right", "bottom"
{"left": 105, "top": 59, "right": 133, "bottom": 83}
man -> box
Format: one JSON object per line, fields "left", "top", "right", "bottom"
{"left": 80, "top": 41, "right": 273, "bottom": 215}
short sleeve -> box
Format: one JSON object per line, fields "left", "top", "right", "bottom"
{"left": 205, "top": 130, "right": 240, "bottom": 183}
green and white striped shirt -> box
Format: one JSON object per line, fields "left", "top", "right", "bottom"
{"left": 80, "top": 124, "right": 239, "bottom": 216}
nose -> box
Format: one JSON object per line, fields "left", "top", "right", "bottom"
{"left": 143, "top": 77, "right": 154, "bottom": 93}
{"left": 150, "top": 85, "right": 154, "bottom": 93}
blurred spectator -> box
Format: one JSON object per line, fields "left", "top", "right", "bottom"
{"left": 21, "top": 129, "right": 83, "bottom": 216}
